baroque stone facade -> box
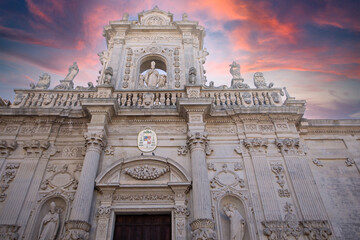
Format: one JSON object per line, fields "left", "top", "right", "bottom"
{"left": 0, "top": 7, "right": 359, "bottom": 240}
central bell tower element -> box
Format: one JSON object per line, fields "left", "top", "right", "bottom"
{"left": 99, "top": 6, "right": 208, "bottom": 90}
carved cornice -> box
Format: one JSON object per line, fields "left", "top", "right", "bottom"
{"left": 84, "top": 132, "right": 106, "bottom": 151}
{"left": 243, "top": 138, "right": 268, "bottom": 154}
{"left": 187, "top": 131, "right": 212, "bottom": 154}
{"left": 0, "top": 224, "right": 20, "bottom": 240}
{"left": 0, "top": 140, "right": 17, "bottom": 157}
{"left": 275, "top": 138, "right": 301, "bottom": 155}
{"left": 64, "top": 220, "right": 90, "bottom": 240}
{"left": 124, "top": 165, "right": 170, "bottom": 180}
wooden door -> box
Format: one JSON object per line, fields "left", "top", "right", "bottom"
{"left": 113, "top": 214, "right": 171, "bottom": 240}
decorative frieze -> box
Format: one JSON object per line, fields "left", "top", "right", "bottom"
{"left": 0, "top": 140, "right": 17, "bottom": 157}
{"left": 113, "top": 193, "right": 174, "bottom": 201}
{"left": 0, "top": 224, "right": 20, "bottom": 240}
{"left": 243, "top": 138, "right": 268, "bottom": 154}
{"left": 124, "top": 165, "right": 170, "bottom": 180}
{"left": 0, "top": 163, "right": 20, "bottom": 202}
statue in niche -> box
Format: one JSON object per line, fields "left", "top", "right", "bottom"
{"left": 144, "top": 61, "right": 160, "bottom": 87}
{"left": 103, "top": 67, "right": 113, "bottom": 85}
{"left": 142, "top": 61, "right": 167, "bottom": 88}
{"left": 253, "top": 72, "right": 273, "bottom": 88}
{"left": 224, "top": 204, "right": 245, "bottom": 240}
{"left": 188, "top": 67, "right": 197, "bottom": 84}
{"left": 38, "top": 202, "right": 60, "bottom": 240}
{"left": 30, "top": 73, "right": 51, "bottom": 90}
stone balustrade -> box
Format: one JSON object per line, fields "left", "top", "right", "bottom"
{"left": 9, "top": 87, "right": 284, "bottom": 109}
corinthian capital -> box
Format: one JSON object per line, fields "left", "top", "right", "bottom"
{"left": 275, "top": 138, "right": 301, "bottom": 155}
{"left": 187, "top": 131, "right": 212, "bottom": 154}
{"left": 243, "top": 138, "right": 268, "bottom": 154}
{"left": 84, "top": 132, "right": 106, "bottom": 150}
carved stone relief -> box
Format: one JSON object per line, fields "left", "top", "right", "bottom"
{"left": 243, "top": 138, "right": 268, "bottom": 154}
{"left": 40, "top": 163, "right": 81, "bottom": 191}
{"left": 124, "top": 165, "right": 170, "bottom": 180}
{"left": 177, "top": 146, "right": 188, "bottom": 156}
{"left": 23, "top": 140, "right": 50, "bottom": 157}
{"left": 312, "top": 158, "right": 323, "bottom": 167}
{"left": 0, "top": 224, "right": 20, "bottom": 240}
{"left": 270, "top": 163, "right": 290, "bottom": 198}
{"left": 0, "top": 163, "right": 20, "bottom": 202}
{"left": 210, "top": 164, "right": 245, "bottom": 189}
{"left": 0, "top": 140, "right": 17, "bottom": 157}
{"left": 276, "top": 138, "right": 302, "bottom": 155}
{"left": 113, "top": 193, "right": 174, "bottom": 201}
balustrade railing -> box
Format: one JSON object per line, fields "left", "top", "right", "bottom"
{"left": 9, "top": 87, "right": 284, "bottom": 110}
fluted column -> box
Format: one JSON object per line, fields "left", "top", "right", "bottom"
{"left": 187, "top": 131, "right": 216, "bottom": 240}
{"left": 65, "top": 132, "right": 106, "bottom": 239}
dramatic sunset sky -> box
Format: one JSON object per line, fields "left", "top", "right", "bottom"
{"left": 0, "top": 0, "right": 359, "bottom": 119}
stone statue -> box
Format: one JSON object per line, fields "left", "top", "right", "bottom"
{"left": 30, "top": 73, "right": 51, "bottom": 90}
{"left": 98, "top": 51, "right": 109, "bottom": 66}
{"left": 75, "top": 82, "right": 95, "bottom": 90}
{"left": 158, "top": 74, "right": 167, "bottom": 87}
{"left": 182, "top": 13, "right": 188, "bottom": 21}
{"left": 54, "top": 62, "right": 79, "bottom": 90}
{"left": 198, "top": 49, "right": 209, "bottom": 64}
{"left": 188, "top": 67, "right": 197, "bottom": 84}
{"left": 144, "top": 61, "right": 160, "bottom": 87}
{"left": 122, "top": 13, "right": 129, "bottom": 21}
{"left": 38, "top": 202, "right": 60, "bottom": 240}
{"left": 229, "top": 61, "right": 241, "bottom": 79}
{"left": 103, "top": 67, "right": 113, "bottom": 85}
{"left": 224, "top": 204, "right": 245, "bottom": 240}
{"left": 64, "top": 62, "right": 79, "bottom": 81}
{"left": 253, "top": 72, "right": 273, "bottom": 88}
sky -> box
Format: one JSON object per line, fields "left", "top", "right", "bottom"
{"left": 0, "top": 0, "right": 359, "bottom": 119}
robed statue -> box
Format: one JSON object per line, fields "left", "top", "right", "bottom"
{"left": 224, "top": 204, "right": 245, "bottom": 240}
{"left": 38, "top": 202, "right": 60, "bottom": 240}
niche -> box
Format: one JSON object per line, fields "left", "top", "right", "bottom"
{"left": 139, "top": 56, "right": 167, "bottom": 88}
{"left": 32, "top": 197, "right": 67, "bottom": 240}
{"left": 219, "top": 195, "right": 249, "bottom": 240}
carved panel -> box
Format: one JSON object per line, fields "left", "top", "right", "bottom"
{"left": 0, "top": 163, "right": 20, "bottom": 202}
{"left": 124, "top": 165, "right": 170, "bottom": 180}
{"left": 270, "top": 163, "right": 290, "bottom": 198}
{"left": 210, "top": 164, "right": 245, "bottom": 189}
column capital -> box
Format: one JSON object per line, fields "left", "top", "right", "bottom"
{"left": 187, "top": 131, "right": 212, "bottom": 155}
{"left": 0, "top": 140, "right": 17, "bottom": 157}
{"left": 190, "top": 219, "right": 216, "bottom": 240}
{"left": 64, "top": 220, "right": 90, "bottom": 240}
{"left": 275, "top": 138, "right": 302, "bottom": 155}
{"left": 84, "top": 132, "right": 106, "bottom": 151}
{"left": 243, "top": 138, "right": 268, "bottom": 154}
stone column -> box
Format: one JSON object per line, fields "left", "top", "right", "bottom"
{"left": 187, "top": 131, "right": 216, "bottom": 239}
{"left": 65, "top": 132, "right": 106, "bottom": 239}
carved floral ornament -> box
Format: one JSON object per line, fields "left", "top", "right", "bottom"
{"left": 0, "top": 140, "right": 17, "bottom": 156}
{"left": 0, "top": 224, "right": 20, "bottom": 240}
{"left": 243, "top": 138, "right": 268, "bottom": 153}
{"left": 125, "top": 164, "right": 170, "bottom": 180}
{"left": 0, "top": 163, "right": 20, "bottom": 202}
{"left": 23, "top": 140, "right": 50, "bottom": 155}
{"left": 275, "top": 138, "right": 301, "bottom": 155}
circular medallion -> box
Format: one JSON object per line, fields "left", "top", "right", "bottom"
{"left": 137, "top": 129, "right": 157, "bottom": 152}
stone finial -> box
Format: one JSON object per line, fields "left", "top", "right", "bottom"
{"left": 182, "top": 13, "right": 188, "bottom": 21}
{"left": 30, "top": 73, "right": 51, "bottom": 90}
{"left": 253, "top": 72, "right": 273, "bottom": 89}
{"left": 188, "top": 67, "right": 197, "bottom": 85}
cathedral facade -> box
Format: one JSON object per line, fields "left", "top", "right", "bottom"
{"left": 0, "top": 7, "right": 359, "bottom": 240}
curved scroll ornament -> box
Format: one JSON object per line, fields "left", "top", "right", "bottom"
{"left": 210, "top": 164, "right": 245, "bottom": 189}
{"left": 125, "top": 165, "right": 170, "bottom": 180}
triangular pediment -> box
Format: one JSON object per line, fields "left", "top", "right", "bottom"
{"left": 138, "top": 6, "right": 173, "bottom": 26}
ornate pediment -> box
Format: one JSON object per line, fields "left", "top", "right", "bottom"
{"left": 95, "top": 155, "right": 191, "bottom": 186}
{"left": 138, "top": 6, "right": 173, "bottom": 26}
